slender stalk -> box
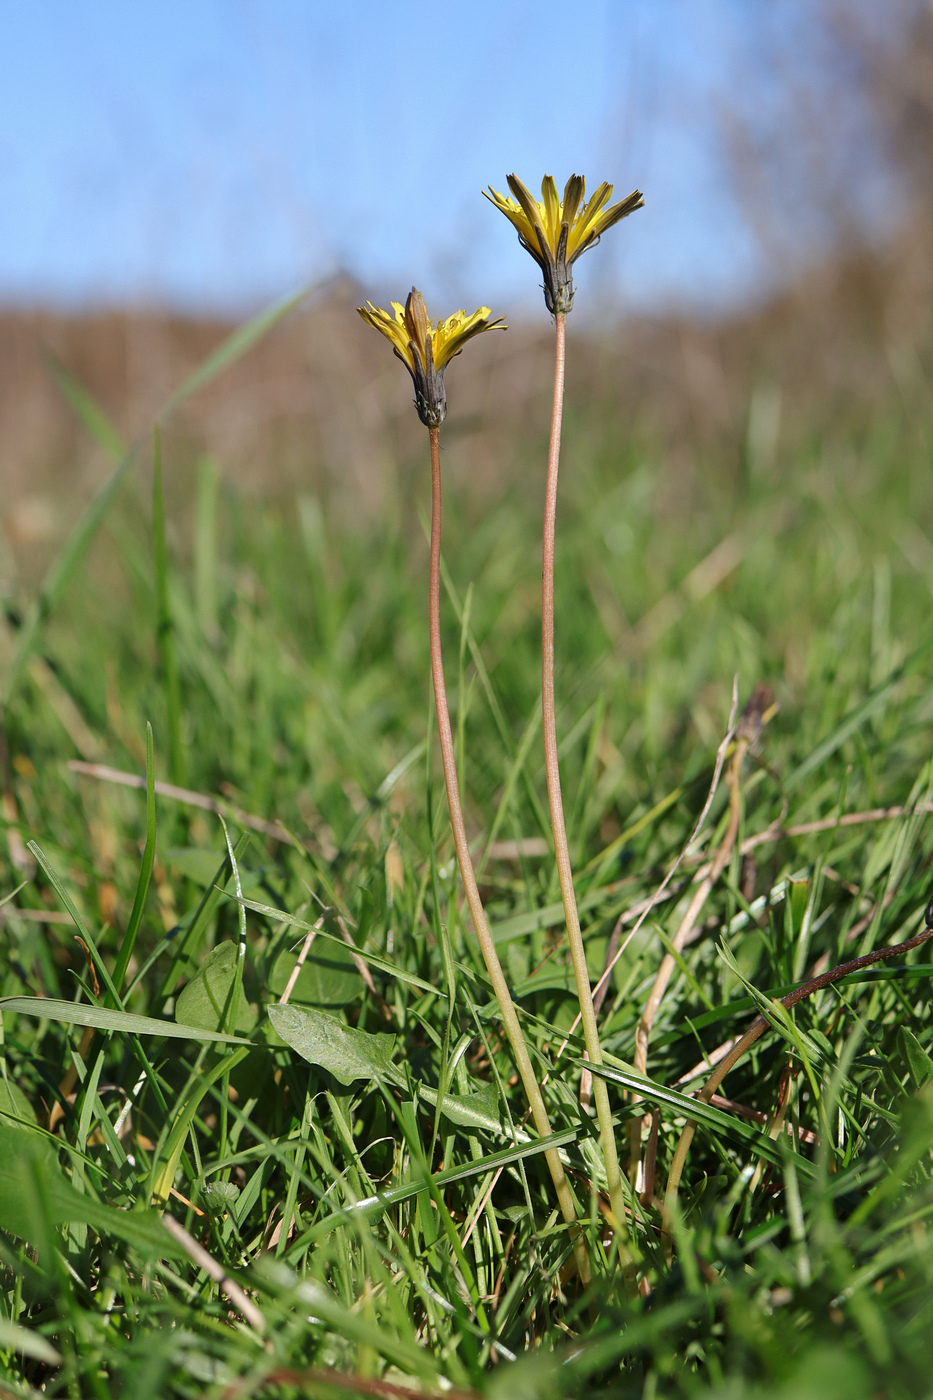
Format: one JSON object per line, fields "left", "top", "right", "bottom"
{"left": 427, "top": 428, "right": 590, "bottom": 1285}
{"left": 542, "top": 316, "right": 634, "bottom": 1274}
{"left": 661, "top": 923, "right": 933, "bottom": 1250}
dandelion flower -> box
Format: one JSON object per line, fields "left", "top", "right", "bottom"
{"left": 485, "top": 173, "right": 643, "bottom": 315}
{"left": 358, "top": 287, "right": 505, "bottom": 428}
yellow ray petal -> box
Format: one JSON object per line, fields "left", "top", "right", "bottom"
{"left": 357, "top": 302, "right": 415, "bottom": 372}
{"left": 561, "top": 174, "right": 586, "bottom": 231}
{"left": 568, "top": 186, "right": 644, "bottom": 262}
{"left": 541, "top": 175, "right": 561, "bottom": 246}
{"left": 506, "top": 173, "right": 552, "bottom": 265}
{"left": 433, "top": 306, "right": 506, "bottom": 369}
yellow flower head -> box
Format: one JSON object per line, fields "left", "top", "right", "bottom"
{"left": 358, "top": 287, "right": 505, "bottom": 428}
{"left": 484, "top": 173, "right": 644, "bottom": 315}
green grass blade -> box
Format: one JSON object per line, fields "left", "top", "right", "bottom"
{"left": 42, "top": 349, "right": 127, "bottom": 460}
{"left": 2, "top": 441, "right": 145, "bottom": 705}
{"left": 158, "top": 286, "right": 314, "bottom": 421}
{"left": 194, "top": 455, "right": 219, "bottom": 639}
{"left": 0, "top": 997, "right": 252, "bottom": 1044}
{"left": 5, "top": 283, "right": 319, "bottom": 707}
{"left": 152, "top": 428, "right": 184, "bottom": 786}
{"left": 111, "top": 721, "right": 156, "bottom": 995}
{"left": 588, "top": 1062, "right": 816, "bottom": 1176}
{"left": 157, "top": 831, "right": 252, "bottom": 1004}
{"left": 231, "top": 891, "right": 439, "bottom": 994}
{"left": 296, "top": 1123, "right": 582, "bottom": 1246}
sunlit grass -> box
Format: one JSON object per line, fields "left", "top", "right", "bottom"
{"left": 1, "top": 301, "right": 933, "bottom": 1397}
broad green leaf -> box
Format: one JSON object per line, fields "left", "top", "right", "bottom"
{"left": 269, "top": 942, "right": 361, "bottom": 1007}
{"left": 0, "top": 996, "right": 251, "bottom": 1045}
{"left": 418, "top": 1081, "right": 503, "bottom": 1136}
{"left": 0, "top": 1077, "right": 36, "bottom": 1125}
{"left": 167, "top": 847, "right": 262, "bottom": 892}
{"left": 0, "top": 1122, "right": 181, "bottom": 1257}
{"left": 900, "top": 1027, "right": 933, "bottom": 1089}
{"left": 200, "top": 1180, "right": 241, "bottom": 1214}
{"left": 268, "top": 1003, "right": 396, "bottom": 1087}
{"left": 175, "top": 942, "right": 256, "bottom": 1034}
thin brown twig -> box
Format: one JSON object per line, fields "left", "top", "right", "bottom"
{"left": 739, "top": 802, "right": 933, "bottom": 855}
{"left": 628, "top": 686, "right": 775, "bottom": 1183}
{"left": 708, "top": 1091, "right": 817, "bottom": 1144}
{"left": 68, "top": 759, "right": 312, "bottom": 851}
{"left": 278, "top": 918, "right": 324, "bottom": 1005}
{"left": 160, "top": 1213, "right": 265, "bottom": 1332}
{"left": 336, "top": 914, "right": 393, "bottom": 1022}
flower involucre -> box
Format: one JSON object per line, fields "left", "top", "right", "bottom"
{"left": 485, "top": 173, "right": 644, "bottom": 315}
{"left": 358, "top": 288, "right": 505, "bottom": 428}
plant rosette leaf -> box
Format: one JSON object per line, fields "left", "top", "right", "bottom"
{"left": 418, "top": 1080, "right": 504, "bottom": 1136}
{"left": 268, "top": 1003, "right": 397, "bottom": 1087}
{"left": 167, "top": 847, "right": 263, "bottom": 893}
{"left": 269, "top": 941, "right": 361, "bottom": 1007}
{"left": 175, "top": 941, "right": 256, "bottom": 1034}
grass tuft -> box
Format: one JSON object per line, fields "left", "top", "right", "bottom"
{"left": 1, "top": 294, "right": 933, "bottom": 1397}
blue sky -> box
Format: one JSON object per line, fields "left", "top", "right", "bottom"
{"left": 0, "top": 2, "right": 818, "bottom": 317}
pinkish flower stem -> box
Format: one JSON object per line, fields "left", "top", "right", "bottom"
{"left": 428, "top": 426, "right": 591, "bottom": 1287}
{"left": 542, "top": 316, "right": 636, "bottom": 1288}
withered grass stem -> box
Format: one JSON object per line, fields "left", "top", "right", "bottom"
{"left": 428, "top": 427, "right": 591, "bottom": 1286}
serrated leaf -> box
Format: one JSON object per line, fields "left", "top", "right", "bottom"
{"left": 268, "top": 1003, "right": 396, "bottom": 1087}
{"left": 0, "top": 996, "right": 251, "bottom": 1044}
{"left": 175, "top": 942, "right": 256, "bottom": 1034}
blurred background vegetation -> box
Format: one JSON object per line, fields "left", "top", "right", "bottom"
{"left": 4, "top": 3, "right": 933, "bottom": 1397}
